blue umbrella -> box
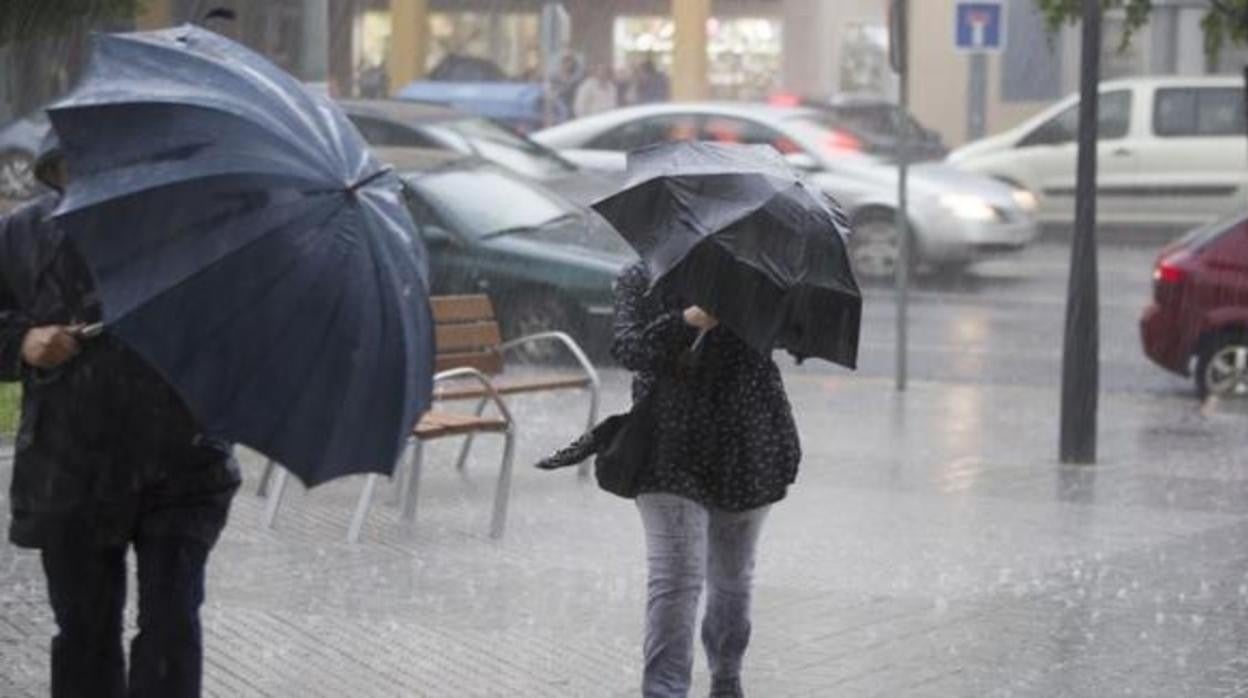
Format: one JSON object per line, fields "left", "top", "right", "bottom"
{"left": 46, "top": 25, "right": 434, "bottom": 486}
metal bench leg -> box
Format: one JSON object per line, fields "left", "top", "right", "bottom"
{"left": 257, "top": 459, "right": 277, "bottom": 496}
{"left": 488, "top": 428, "right": 516, "bottom": 539}
{"left": 577, "top": 383, "right": 601, "bottom": 480}
{"left": 400, "top": 439, "right": 425, "bottom": 522}
{"left": 454, "top": 397, "right": 489, "bottom": 472}
{"left": 262, "top": 465, "right": 289, "bottom": 529}
{"left": 347, "top": 474, "right": 380, "bottom": 544}
{"left": 389, "top": 440, "right": 414, "bottom": 506}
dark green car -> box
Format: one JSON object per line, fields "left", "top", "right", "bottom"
{"left": 378, "top": 147, "right": 635, "bottom": 356}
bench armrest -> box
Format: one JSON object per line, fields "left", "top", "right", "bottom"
{"left": 432, "top": 367, "right": 514, "bottom": 427}
{"left": 498, "top": 331, "right": 601, "bottom": 389}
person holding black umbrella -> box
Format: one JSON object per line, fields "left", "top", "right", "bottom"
{"left": 611, "top": 258, "right": 801, "bottom": 698}
{"left": 539, "top": 141, "right": 859, "bottom": 696}
{"left": 0, "top": 134, "right": 240, "bottom": 698}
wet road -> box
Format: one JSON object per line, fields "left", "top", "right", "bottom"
{"left": 833, "top": 241, "right": 1176, "bottom": 396}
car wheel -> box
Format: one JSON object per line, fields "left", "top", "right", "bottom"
{"left": 500, "top": 291, "right": 581, "bottom": 364}
{"left": 1195, "top": 332, "right": 1248, "bottom": 400}
{"left": 849, "top": 212, "right": 915, "bottom": 280}
{"left": 0, "top": 149, "right": 38, "bottom": 201}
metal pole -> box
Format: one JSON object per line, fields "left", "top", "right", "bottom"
{"left": 1059, "top": 0, "right": 1101, "bottom": 464}
{"left": 895, "top": 0, "right": 910, "bottom": 392}
{"left": 302, "top": 0, "right": 330, "bottom": 90}
{"left": 967, "top": 52, "right": 988, "bottom": 141}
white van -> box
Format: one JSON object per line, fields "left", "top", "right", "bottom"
{"left": 947, "top": 76, "right": 1247, "bottom": 231}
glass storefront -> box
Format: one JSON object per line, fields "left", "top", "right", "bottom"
{"left": 427, "top": 11, "right": 541, "bottom": 79}
{"left": 613, "top": 15, "right": 783, "bottom": 101}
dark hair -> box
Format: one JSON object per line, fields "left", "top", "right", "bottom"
{"left": 203, "top": 7, "right": 237, "bottom": 22}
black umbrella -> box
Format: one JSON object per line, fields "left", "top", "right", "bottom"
{"left": 592, "top": 141, "right": 861, "bottom": 368}
{"left": 46, "top": 25, "right": 434, "bottom": 486}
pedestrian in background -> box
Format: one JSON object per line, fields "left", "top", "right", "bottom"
{"left": 551, "top": 52, "right": 585, "bottom": 121}
{"left": 575, "top": 63, "right": 620, "bottom": 117}
{"left": 633, "top": 58, "right": 671, "bottom": 103}
{"left": 611, "top": 260, "right": 802, "bottom": 698}
{"left": 0, "top": 134, "right": 240, "bottom": 698}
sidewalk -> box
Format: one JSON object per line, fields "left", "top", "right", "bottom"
{"left": 2, "top": 367, "right": 1247, "bottom": 696}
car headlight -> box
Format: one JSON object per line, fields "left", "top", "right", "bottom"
{"left": 938, "top": 194, "right": 1001, "bottom": 222}
{"left": 1010, "top": 188, "right": 1038, "bottom": 214}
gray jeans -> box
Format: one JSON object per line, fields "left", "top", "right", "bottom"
{"left": 636, "top": 493, "right": 770, "bottom": 698}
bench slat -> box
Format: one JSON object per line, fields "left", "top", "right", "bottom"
{"left": 415, "top": 410, "right": 508, "bottom": 439}
{"left": 434, "top": 373, "right": 591, "bottom": 401}
{"left": 435, "top": 350, "right": 504, "bottom": 375}
{"left": 436, "top": 321, "right": 502, "bottom": 353}
{"left": 431, "top": 295, "right": 496, "bottom": 324}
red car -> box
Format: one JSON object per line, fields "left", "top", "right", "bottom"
{"left": 1141, "top": 212, "right": 1248, "bottom": 398}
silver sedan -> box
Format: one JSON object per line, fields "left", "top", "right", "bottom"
{"left": 534, "top": 102, "right": 1039, "bottom": 279}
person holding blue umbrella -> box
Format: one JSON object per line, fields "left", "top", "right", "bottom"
{"left": 0, "top": 134, "right": 241, "bottom": 698}
{"left": 1, "top": 22, "right": 435, "bottom": 698}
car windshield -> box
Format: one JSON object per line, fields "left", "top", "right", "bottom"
{"left": 522, "top": 213, "right": 635, "bottom": 256}
{"left": 425, "top": 117, "right": 577, "bottom": 180}
{"left": 408, "top": 165, "right": 630, "bottom": 256}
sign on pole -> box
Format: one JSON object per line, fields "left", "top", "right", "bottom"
{"left": 955, "top": 1, "right": 1006, "bottom": 52}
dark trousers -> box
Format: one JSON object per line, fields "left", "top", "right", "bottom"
{"left": 41, "top": 532, "right": 213, "bottom": 698}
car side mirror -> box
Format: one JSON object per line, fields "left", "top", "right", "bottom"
{"left": 784, "top": 152, "right": 820, "bottom": 172}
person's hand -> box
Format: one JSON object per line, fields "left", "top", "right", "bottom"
{"left": 21, "top": 325, "right": 82, "bottom": 370}
{"left": 683, "top": 306, "right": 718, "bottom": 331}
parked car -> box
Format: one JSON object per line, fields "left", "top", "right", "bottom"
{"left": 824, "top": 95, "right": 949, "bottom": 161}
{"left": 395, "top": 54, "right": 560, "bottom": 133}
{"left": 948, "top": 76, "right": 1247, "bottom": 232}
{"left": 769, "top": 92, "right": 949, "bottom": 161}
{"left": 534, "top": 102, "right": 1038, "bottom": 278}
{"left": 377, "top": 147, "right": 634, "bottom": 356}
{"left": 340, "top": 99, "right": 621, "bottom": 205}
{"left": 0, "top": 111, "right": 49, "bottom": 201}
{"left": 1141, "top": 211, "right": 1248, "bottom": 399}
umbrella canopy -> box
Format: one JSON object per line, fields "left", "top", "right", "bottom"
{"left": 593, "top": 141, "right": 861, "bottom": 369}
{"left": 46, "top": 25, "right": 434, "bottom": 486}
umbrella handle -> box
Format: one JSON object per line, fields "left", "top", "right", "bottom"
{"left": 690, "top": 328, "right": 710, "bottom": 355}
{"left": 75, "top": 323, "right": 105, "bottom": 339}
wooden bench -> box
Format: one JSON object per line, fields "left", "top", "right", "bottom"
{"left": 259, "top": 294, "right": 599, "bottom": 542}
{"left": 425, "top": 294, "right": 600, "bottom": 476}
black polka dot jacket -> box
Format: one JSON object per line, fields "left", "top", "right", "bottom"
{"left": 610, "top": 261, "right": 801, "bottom": 511}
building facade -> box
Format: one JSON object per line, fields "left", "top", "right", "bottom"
{"left": 5, "top": 0, "right": 1243, "bottom": 144}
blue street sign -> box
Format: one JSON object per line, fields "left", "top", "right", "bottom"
{"left": 955, "top": 1, "right": 1006, "bottom": 52}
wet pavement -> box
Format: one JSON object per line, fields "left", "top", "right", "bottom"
{"left": 2, "top": 241, "right": 1247, "bottom": 697}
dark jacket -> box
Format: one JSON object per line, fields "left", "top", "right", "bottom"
{"left": 0, "top": 195, "right": 240, "bottom": 549}
{"left": 610, "top": 262, "right": 800, "bottom": 511}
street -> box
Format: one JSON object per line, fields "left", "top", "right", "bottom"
{"left": 847, "top": 241, "right": 1167, "bottom": 393}
{"left": 3, "top": 239, "right": 1247, "bottom": 696}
